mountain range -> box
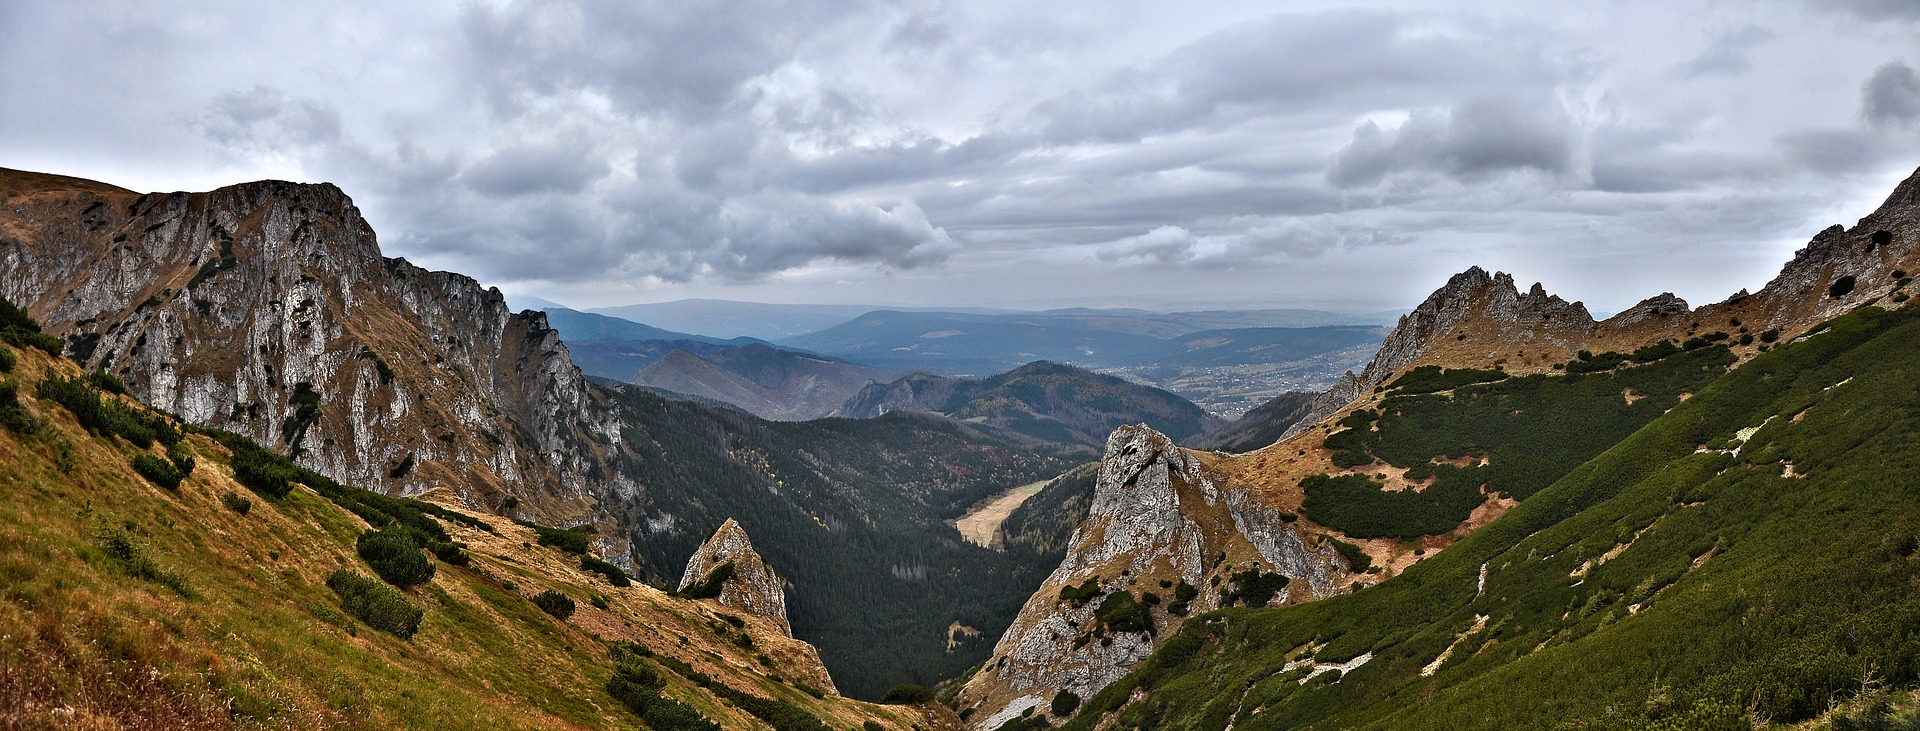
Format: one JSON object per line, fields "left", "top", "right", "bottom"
{"left": 7, "top": 163, "right": 1920, "bottom": 730}
{"left": 0, "top": 167, "right": 1070, "bottom": 700}
{"left": 949, "top": 167, "right": 1920, "bottom": 729}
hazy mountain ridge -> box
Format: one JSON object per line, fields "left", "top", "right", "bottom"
{"left": 778, "top": 310, "right": 1384, "bottom": 377}
{"left": 629, "top": 343, "right": 895, "bottom": 421}
{"left": 839, "top": 360, "right": 1222, "bottom": 449}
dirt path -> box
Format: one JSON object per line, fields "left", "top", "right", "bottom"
{"left": 952, "top": 480, "right": 1049, "bottom": 549}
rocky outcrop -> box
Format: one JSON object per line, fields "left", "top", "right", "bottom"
{"left": 955, "top": 425, "right": 1345, "bottom": 728}
{"left": 959, "top": 167, "right": 1920, "bottom": 728}
{"left": 679, "top": 519, "right": 792, "bottom": 635}
{"left": 0, "top": 169, "right": 628, "bottom": 539}
{"left": 836, "top": 373, "right": 963, "bottom": 418}
{"left": 1279, "top": 267, "right": 1595, "bottom": 442}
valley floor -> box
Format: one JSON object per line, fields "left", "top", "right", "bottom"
{"left": 951, "top": 480, "right": 1050, "bottom": 548}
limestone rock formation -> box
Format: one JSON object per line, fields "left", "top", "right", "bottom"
{"left": 0, "top": 170, "right": 630, "bottom": 527}
{"left": 955, "top": 425, "right": 1344, "bottom": 728}
{"left": 1279, "top": 267, "right": 1596, "bottom": 442}
{"left": 679, "top": 519, "right": 792, "bottom": 635}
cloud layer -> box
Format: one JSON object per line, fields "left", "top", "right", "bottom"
{"left": 3, "top": 0, "right": 1919, "bottom": 312}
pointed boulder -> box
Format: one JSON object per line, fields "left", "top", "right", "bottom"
{"left": 678, "top": 519, "right": 791, "bottom": 635}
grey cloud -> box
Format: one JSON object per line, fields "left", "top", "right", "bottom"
{"left": 1674, "top": 25, "right": 1773, "bottom": 78}
{"left": 460, "top": 0, "right": 864, "bottom": 119}
{"left": 1327, "top": 98, "right": 1577, "bottom": 188}
{"left": 1822, "top": 0, "right": 1920, "bottom": 22}
{"left": 462, "top": 143, "right": 611, "bottom": 197}
{"left": 708, "top": 195, "right": 956, "bottom": 278}
{"left": 197, "top": 86, "right": 342, "bottom": 150}
{"left": 1095, "top": 217, "right": 1411, "bottom": 268}
{"left": 1862, "top": 61, "right": 1920, "bottom": 128}
{"left": 1032, "top": 11, "right": 1576, "bottom": 146}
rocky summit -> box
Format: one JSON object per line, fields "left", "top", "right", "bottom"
{"left": 0, "top": 168, "right": 620, "bottom": 526}
{"left": 679, "top": 518, "right": 794, "bottom": 636}
{"left": 955, "top": 424, "right": 1348, "bottom": 727}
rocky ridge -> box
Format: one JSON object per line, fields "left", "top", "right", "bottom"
{"left": 955, "top": 425, "right": 1345, "bottom": 728}
{"left": 679, "top": 518, "right": 795, "bottom": 637}
{"left": 0, "top": 169, "right": 622, "bottom": 528}
{"left": 960, "top": 168, "right": 1920, "bottom": 728}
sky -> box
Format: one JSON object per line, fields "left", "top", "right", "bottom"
{"left": 4, "top": 1, "right": 1919, "bottom": 313}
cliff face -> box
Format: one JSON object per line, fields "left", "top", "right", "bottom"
{"left": 0, "top": 169, "right": 625, "bottom": 530}
{"left": 679, "top": 518, "right": 793, "bottom": 635}
{"left": 955, "top": 425, "right": 1345, "bottom": 728}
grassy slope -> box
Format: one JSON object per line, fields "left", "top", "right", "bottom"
{"left": 1064, "top": 302, "right": 1920, "bottom": 730}
{"left": 0, "top": 344, "right": 935, "bottom": 730}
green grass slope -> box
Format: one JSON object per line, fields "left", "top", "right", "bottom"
{"left": 1062, "top": 301, "right": 1920, "bottom": 730}
{"left": 0, "top": 337, "right": 937, "bottom": 729}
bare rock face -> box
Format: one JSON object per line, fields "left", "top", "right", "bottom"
{"left": 1279, "top": 267, "right": 1595, "bottom": 442}
{"left": 955, "top": 425, "right": 1345, "bottom": 729}
{"left": 679, "top": 519, "right": 792, "bottom": 635}
{"left": 0, "top": 170, "right": 628, "bottom": 535}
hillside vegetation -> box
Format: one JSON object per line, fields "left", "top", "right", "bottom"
{"left": 598, "top": 384, "right": 1074, "bottom": 697}
{"left": 1306, "top": 346, "right": 1733, "bottom": 540}
{"left": 0, "top": 315, "right": 935, "bottom": 729}
{"left": 1061, "top": 301, "right": 1920, "bottom": 730}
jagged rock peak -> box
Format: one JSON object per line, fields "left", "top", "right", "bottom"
{"left": 1279, "top": 266, "right": 1591, "bottom": 442}
{"left": 1604, "top": 292, "right": 1690, "bottom": 328}
{"left": 679, "top": 519, "right": 791, "bottom": 635}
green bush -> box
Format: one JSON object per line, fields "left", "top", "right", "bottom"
{"left": 882, "top": 684, "right": 935, "bottom": 704}
{"left": 130, "top": 453, "right": 184, "bottom": 490}
{"left": 326, "top": 569, "right": 423, "bottom": 638}
{"left": 1631, "top": 339, "right": 1681, "bottom": 362}
{"left": 1058, "top": 576, "right": 1102, "bottom": 607}
{"left": 1052, "top": 689, "right": 1082, "bottom": 717}
{"left": 1167, "top": 580, "right": 1199, "bottom": 616}
{"left": 387, "top": 451, "right": 415, "bottom": 479}
{"left": 1221, "top": 569, "right": 1291, "bottom": 607}
{"left": 518, "top": 520, "right": 593, "bottom": 554}
{"left": 85, "top": 369, "right": 129, "bottom": 395}
{"left": 606, "top": 660, "right": 719, "bottom": 731}
{"left": 356, "top": 527, "right": 436, "bottom": 587}
{"left": 1093, "top": 591, "right": 1155, "bottom": 635}
{"left": 532, "top": 589, "right": 574, "bottom": 619}
{"left": 0, "top": 380, "right": 36, "bottom": 434}
{"left": 428, "top": 540, "right": 471, "bottom": 567}
{"left": 35, "top": 372, "right": 178, "bottom": 448}
{"left": 0, "top": 294, "right": 62, "bottom": 357}
{"left": 677, "top": 561, "right": 734, "bottom": 600}
{"left": 0, "top": 344, "right": 13, "bottom": 373}
{"left": 92, "top": 522, "right": 193, "bottom": 597}
{"left": 1565, "top": 350, "right": 1630, "bottom": 373}
{"left": 221, "top": 492, "right": 252, "bottom": 515}
{"left": 1386, "top": 366, "right": 1508, "bottom": 395}
{"left": 580, "top": 554, "right": 632, "bottom": 587}
{"left": 1830, "top": 275, "right": 1857, "bottom": 298}
{"left": 1328, "top": 538, "right": 1371, "bottom": 573}
{"left": 165, "top": 442, "right": 195, "bottom": 474}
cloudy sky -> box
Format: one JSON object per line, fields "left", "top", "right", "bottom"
{"left": 4, "top": 1, "right": 1919, "bottom": 313}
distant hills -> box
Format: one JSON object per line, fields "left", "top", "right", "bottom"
{"left": 631, "top": 344, "right": 894, "bottom": 421}
{"left": 588, "top": 299, "right": 1016, "bottom": 341}
{"left": 542, "top": 300, "right": 1389, "bottom": 423}
{"left": 841, "top": 361, "right": 1222, "bottom": 449}
{"left": 778, "top": 310, "right": 1386, "bottom": 376}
